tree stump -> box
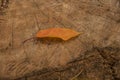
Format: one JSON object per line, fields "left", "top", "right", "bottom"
{"left": 0, "top": 0, "right": 120, "bottom": 80}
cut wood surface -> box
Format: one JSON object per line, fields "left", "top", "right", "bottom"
{"left": 0, "top": 0, "right": 120, "bottom": 80}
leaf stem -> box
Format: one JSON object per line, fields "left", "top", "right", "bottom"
{"left": 22, "top": 37, "right": 35, "bottom": 44}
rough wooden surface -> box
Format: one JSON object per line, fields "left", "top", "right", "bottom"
{"left": 0, "top": 0, "right": 120, "bottom": 80}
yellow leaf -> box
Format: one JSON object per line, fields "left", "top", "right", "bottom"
{"left": 36, "top": 28, "right": 80, "bottom": 40}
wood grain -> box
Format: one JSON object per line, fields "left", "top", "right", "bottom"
{"left": 0, "top": 0, "right": 120, "bottom": 80}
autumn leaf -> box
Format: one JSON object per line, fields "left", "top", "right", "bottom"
{"left": 36, "top": 28, "right": 80, "bottom": 40}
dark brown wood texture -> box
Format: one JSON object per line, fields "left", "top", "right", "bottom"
{"left": 0, "top": 0, "right": 120, "bottom": 80}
